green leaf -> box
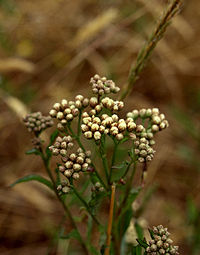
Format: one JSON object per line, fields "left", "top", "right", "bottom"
{"left": 10, "top": 174, "right": 53, "bottom": 190}
{"left": 135, "top": 222, "right": 143, "bottom": 239}
{"left": 60, "top": 229, "right": 81, "bottom": 242}
{"left": 148, "top": 229, "right": 154, "bottom": 239}
{"left": 131, "top": 245, "right": 142, "bottom": 255}
{"left": 26, "top": 148, "right": 41, "bottom": 155}
{"left": 136, "top": 239, "right": 148, "bottom": 249}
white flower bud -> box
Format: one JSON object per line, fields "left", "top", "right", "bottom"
{"left": 84, "top": 131, "right": 93, "bottom": 139}
{"left": 110, "top": 126, "right": 118, "bottom": 135}
{"left": 49, "top": 109, "right": 57, "bottom": 117}
{"left": 64, "top": 108, "right": 71, "bottom": 114}
{"left": 73, "top": 163, "right": 81, "bottom": 171}
{"left": 91, "top": 123, "right": 99, "bottom": 132}
{"left": 82, "top": 112, "right": 89, "bottom": 118}
{"left": 136, "top": 125, "right": 144, "bottom": 132}
{"left": 129, "top": 133, "right": 136, "bottom": 140}
{"left": 61, "top": 99, "right": 68, "bottom": 108}
{"left": 75, "top": 100, "right": 82, "bottom": 109}
{"left": 60, "top": 149, "right": 67, "bottom": 157}
{"left": 62, "top": 186, "right": 70, "bottom": 193}
{"left": 140, "top": 150, "right": 147, "bottom": 157}
{"left": 152, "top": 108, "right": 159, "bottom": 115}
{"left": 82, "top": 163, "right": 89, "bottom": 171}
{"left": 146, "top": 108, "right": 152, "bottom": 117}
{"left": 139, "top": 109, "right": 146, "bottom": 117}
{"left": 57, "top": 112, "right": 64, "bottom": 120}
{"left": 64, "top": 170, "right": 72, "bottom": 177}
{"left": 126, "top": 112, "right": 133, "bottom": 118}
{"left": 85, "top": 158, "right": 91, "bottom": 164}
{"left": 152, "top": 125, "right": 159, "bottom": 132}
{"left": 152, "top": 115, "right": 161, "bottom": 124}
{"left": 69, "top": 153, "right": 76, "bottom": 161}
{"left": 104, "top": 128, "right": 110, "bottom": 134}
{"left": 112, "top": 114, "right": 119, "bottom": 122}
{"left": 72, "top": 108, "right": 79, "bottom": 116}
{"left": 82, "top": 98, "right": 89, "bottom": 107}
{"left": 94, "top": 131, "right": 101, "bottom": 140}
{"left": 116, "top": 133, "right": 123, "bottom": 140}
{"left": 53, "top": 103, "right": 61, "bottom": 111}
{"left": 132, "top": 110, "right": 139, "bottom": 118}
{"left": 76, "top": 156, "right": 84, "bottom": 164}
{"left": 138, "top": 157, "right": 145, "bottom": 163}
{"left": 160, "top": 122, "right": 166, "bottom": 129}
{"left": 65, "top": 161, "right": 73, "bottom": 168}
{"left": 66, "top": 114, "right": 73, "bottom": 120}
{"left": 73, "top": 173, "right": 79, "bottom": 180}
{"left": 90, "top": 97, "right": 98, "bottom": 107}
{"left": 81, "top": 124, "right": 89, "bottom": 132}
{"left": 57, "top": 123, "right": 64, "bottom": 131}
{"left": 59, "top": 165, "right": 65, "bottom": 172}
{"left": 127, "top": 121, "right": 136, "bottom": 131}
{"left": 90, "top": 109, "right": 96, "bottom": 115}
{"left": 75, "top": 95, "right": 84, "bottom": 101}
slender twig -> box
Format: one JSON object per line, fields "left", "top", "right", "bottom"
{"left": 39, "top": 149, "right": 89, "bottom": 255}
{"left": 72, "top": 186, "right": 101, "bottom": 226}
{"left": 99, "top": 135, "right": 109, "bottom": 184}
{"left": 105, "top": 184, "right": 116, "bottom": 255}
{"left": 120, "top": 0, "right": 182, "bottom": 100}
{"left": 109, "top": 140, "right": 119, "bottom": 183}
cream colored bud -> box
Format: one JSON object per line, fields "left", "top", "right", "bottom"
{"left": 85, "top": 150, "right": 91, "bottom": 157}
{"left": 59, "top": 165, "right": 65, "bottom": 172}
{"left": 127, "top": 121, "right": 136, "bottom": 131}
{"left": 159, "top": 113, "right": 165, "bottom": 120}
{"left": 105, "top": 117, "right": 113, "bottom": 125}
{"left": 152, "top": 124, "right": 159, "bottom": 132}
{"left": 99, "top": 125, "right": 105, "bottom": 133}
{"left": 82, "top": 98, "right": 89, "bottom": 107}
{"left": 118, "top": 101, "right": 124, "bottom": 110}
{"left": 94, "top": 131, "right": 101, "bottom": 140}
{"left": 68, "top": 101, "right": 74, "bottom": 106}
{"left": 82, "top": 112, "right": 89, "bottom": 118}
{"left": 113, "top": 105, "right": 119, "bottom": 111}
{"left": 62, "top": 186, "right": 70, "bottom": 193}
{"left": 72, "top": 108, "right": 79, "bottom": 116}
{"left": 73, "top": 173, "right": 80, "bottom": 180}
{"left": 57, "top": 112, "right": 64, "bottom": 120}
{"left": 116, "top": 133, "right": 124, "bottom": 140}
{"left": 101, "top": 114, "right": 109, "bottom": 120}
{"left": 68, "top": 142, "right": 74, "bottom": 149}
{"left": 110, "top": 126, "right": 118, "bottom": 135}
{"left": 76, "top": 156, "right": 84, "bottom": 164}
{"left": 126, "top": 112, "right": 133, "bottom": 118}
{"left": 53, "top": 103, "right": 61, "bottom": 111}
{"left": 61, "top": 141, "right": 67, "bottom": 149}
{"left": 152, "top": 115, "right": 161, "bottom": 124}
{"left": 65, "top": 161, "right": 73, "bottom": 169}
{"left": 112, "top": 114, "right": 119, "bottom": 122}
{"left": 81, "top": 124, "right": 89, "bottom": 132}
{"left": 49, "top": 109, "right": 57, "bottom": 117}
{"left": 61, "top": 99, "right": 68, "bottom": 108}
{"left": 136, "top": 125, "right": 144, "bottom": 132}
{"left": 160, "top": 122, "right": 166, "bottom": 129}
{"left": 140, "top": 138, "right": 147, "bottom": 144}
{"left": 91, "top": 123, "right": 99, "bottom": 132}
{"left": 104, "top": 128, "right": 110, "bottom": 134}
{"left": 132, "top": 110, "right": 139, "bottom": 118}
{"left": 90, "top": 97, "right": 98, "bottom": 107}
{"left": 134, "top": 149, "right": 140, "bottom": 155}
{"left": 52, "top": 148, "right": 59, "bottom": 155}
{"left": 64, "top": 108, "right": 71, "bottom": 114}
{"left": 138, "top": 157, "right": 145, "bottom": 163}
{"left": 77, "top": 148, "right": 83, "bottom": 154}
{"left": 149, "top": 139, "right": 155, "bottom": 145}
{"left": 129, "top": 133, "right": 136, "bottom": 140}
{"left": 73, "top": 163, "right": 81, "bottom": 171}
{"left": 139, "top": 143, "right": 146, "bottom": 150}
{"left": 69, "top": 153, "right": 76, "bottom": 161}
{"left": 146, "top": 108, "right": 152, "bottom": 117}
{"left": 61, "top": 119, "right": 67, "bottom": 125}
{"left": 85, "top": 158, "right": 91, "bottom": 164}
{"left": 60, "top": 149, "right": 67, "bottom": 157}
{"left": 66, "top": 114, "right": 73, "bottom": 120}
{"left": 75, "top": 95, "right": 84, "bottom": 101}
{"left": 84, "top": 131, "right": 93, "bottom": 139}
{"left": 139, "top": 109, "right": 146, "bottom": 117}
{"left": 93, "top": 117, "right": 101, "bottom": 124}
{"left": 75, "top": 100, "right": 82, "bottom": 109}
{"left": 94, "top": 74, "right": 100, "bottom": 80}
{"left": 147, "top": 132, "right": 153, "bottom": 139}
{"left": 64, "top": 170, "right": 72, "bottom": 177}
{"left": 92, "top": 88, "right": 98, "bottom": 94}
{"left": 89, "top": 109, "right": 96, "bottom": 116}
{"left": 140, "top": 150, "right": 147, "bottom": 157}
{"left": 83, "top": 117, "right": 91, "bottom": 125}
{"left": 82, "top": 163, "right": 89, "bottom": 171}
{"left": 152, "top": 108, "right": 159, "bottom": 115}
{"left": 57, "top": 123, "right": 64, "bottom": 131}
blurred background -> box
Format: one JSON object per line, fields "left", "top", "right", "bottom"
{"left": 0, "top": 0, "right": 200, "bottom": 254}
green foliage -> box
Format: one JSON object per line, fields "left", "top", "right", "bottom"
{"left": 10, "top": 174, "right": 54, "bottom": 190}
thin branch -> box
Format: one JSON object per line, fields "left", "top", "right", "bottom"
{"left": 105, "top": 184, "right": 116, "bottom": 255}
{"left": 120, "top": 0, "right": 182, "bottom": 100}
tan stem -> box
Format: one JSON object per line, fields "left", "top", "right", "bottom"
{"left": 105, "top": 184, "right": 116, "bottom": 255}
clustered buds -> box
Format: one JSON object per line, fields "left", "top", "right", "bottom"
{"left": 90, "top": 74, "right": 120, "bottom": 95}
{"left": 58, "top": 148, "right": 91, "bottom": 180}
{"left": 49, "top": 95, "right": 89, "bottom": 131}
{"left": 91, "top": 182, "right": 105, "bottom": 193}
{"left": 49, "top": 136, "right": 74, "bottom": 157}
{"left": 57, "top": 181, "right": 70, "bottom": 195}
{"left": 146, "top": 225, "right": 179, "bottom": 255}
{"left": 101, "top": 97, "right": 124, "bottom": 112}
{"left": 23, "top": 112, "right": 53, "bottom": 134}
{"left": 127, "top": 108, "right": 169, "bottom": 133}
{"left": 134, "top": 137, "right": 155, "bottom": 163}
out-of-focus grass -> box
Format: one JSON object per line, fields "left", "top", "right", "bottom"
{"left": 0, "top": 0, "right": 200, "bottom": 254}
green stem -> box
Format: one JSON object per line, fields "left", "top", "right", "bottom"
{"left": 40, "top": 149, "right": 89, "bottom": 255}
{"left": 109, "top": 140, "right": 119, "bottom": 183}
{"left": 77, "top": 110, "right": 82, "bottom": 138}
{"left": 72, "top": 187, "right": 101, "bottom": 226}
{"left": 120, "top": 160, "right": 134, "bottom": 180}
{"left": 99, "top": 135, "right": 109, "bottom": 184}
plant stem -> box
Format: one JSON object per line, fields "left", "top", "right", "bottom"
{"left": 120, "top": 0, "right": 182, "bottom": 100}
{"left": 109, "top": 140, "right": 118, "bottom": 183}
{"left": 72, "top": 186, "right": 101, "bottom": 226}
{"left": 120, "top": 160, "right": 133, "bottom": 180}
{"left": 100, "top": 135, "right": 109, "bottom": 184}
{"left": 40, "top": 149, "right": 89, "bottom": 255}
{"left": 105, "top": 184, "right": 116, "bottom": 255}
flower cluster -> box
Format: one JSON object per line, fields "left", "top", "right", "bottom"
{"left": 91, "top": 182, "right": 105, "bottom": 193}
{"left": 146, "top": 225, "right": 179, "bottom": 255}
{"left": 101, "top": 97, "right": 124, "bottom": 112}
{"left": 58, "top": 148, "right": 91, "bottom": 180}
{"left": 127, "top": 108, "right": 169, "bottom": 133}
{"left": 49, "top": 95, "right": 89, "bottom": 131}
{"left": 23, "top": 112, "right": 53, "bottom": 134}
{"left": 49, "top": 136, "right": 74, "bottom": 157}
{"left": 90, "top": 74, "right": 120, "bottom": 95}
{"left": 57, "top": 181, "right": 70, "bottom": 195}
{"left": 134, "top": 137, "right": 155, "bottom": 163}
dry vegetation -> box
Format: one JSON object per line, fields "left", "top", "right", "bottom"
{"left": 0, "top": 0, "right": 200, "bottom": 254}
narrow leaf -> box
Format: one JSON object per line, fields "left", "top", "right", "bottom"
{"left": 26, "top": 148, "right": 41, "bottom": 155}
{"left": 10, "top": 174, "right": 53, "bottom": 190}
